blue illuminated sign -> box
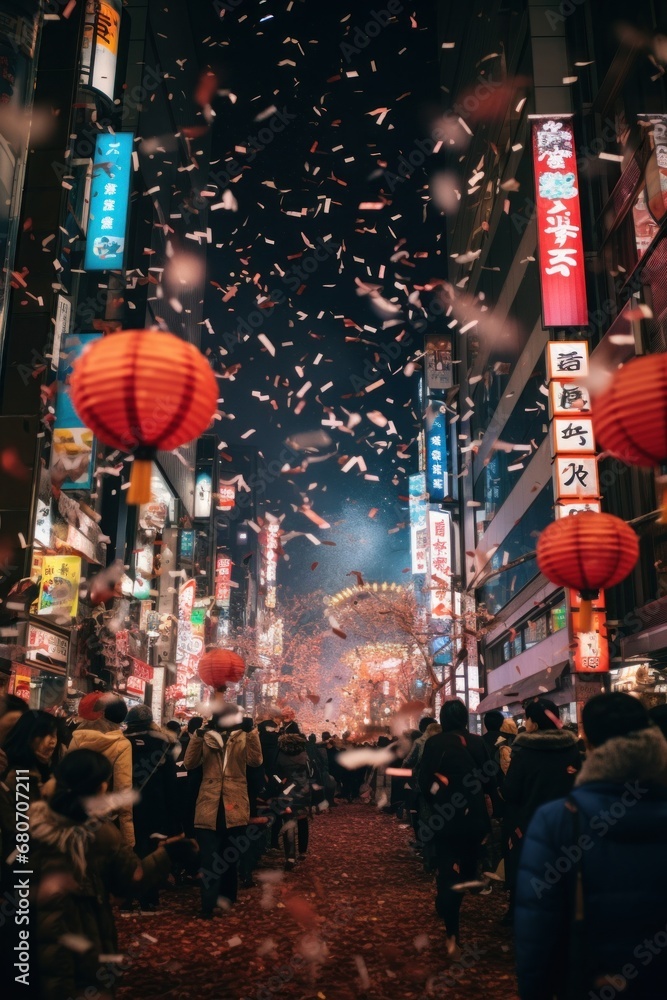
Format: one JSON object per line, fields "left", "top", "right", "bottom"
{"left": 84, "top": 132, "right": 133, "bottom": 271}
{"left": 427, "top": 410, "right": 448, "bottom": 501}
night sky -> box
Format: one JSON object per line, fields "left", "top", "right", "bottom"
{"left": 190, "top": 0, "right": 445, "bottom": 598}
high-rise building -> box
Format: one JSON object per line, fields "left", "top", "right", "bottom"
{"left": 0, "top": 1, "right": 214, "bottom": 719}
{"left": 435, "top": 0, "right": 667, "bottom": 720}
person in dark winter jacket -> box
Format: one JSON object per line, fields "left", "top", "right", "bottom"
{"left": 30, "top": 749, "right": 195, "bottom": 1000}
{"left": 419, "top": 699, "right": 493, "bottom": 956}
{"left": 482, "top": 710, "right": 505, "bottom": 753}
{"left": 121, "top": 704, "right": 181, "bottom": 913}
{"left": 515, "top": 693, "right": 667, "bottom": 1000}
{"left": 502, "top": 699, "right": 582, "bottom": 921}
{"left": 275, "top": 727, "right": 311, "bottom": 870}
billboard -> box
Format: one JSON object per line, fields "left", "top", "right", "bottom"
{"left": 409, "top": 473, "right": 428, "bottom": 575}
{"left": 425, "top": 335, "right": 453, "bottom": 394}
{"left": 51, "top": 334, "right": 101, "bottom": 490}
{"left": 84, "top": 132, "right": 133, "bottom": 272}
{"left": 428, "top": 509, "right": 453, "bottom": 621}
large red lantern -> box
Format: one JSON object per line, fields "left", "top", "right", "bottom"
{"left": 593, "top": 355, "right": 667, "bottom": 518}
{"left": 537, "top": 512, "right": 639, "bottom": 631}
{"left": 69, "top": 330, "right": 218, "bottom": 505}
{"left": 198, "top": 648, "right": 245, "bottom": 690}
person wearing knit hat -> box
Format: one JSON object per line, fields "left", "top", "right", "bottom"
{"left": 121, "top": 701, "right": 180, "bottom": 914}
{"left": 125, "top": 704, "right": 153, "bottom": 730}
{"left": 67, "top": 696, "right": 134, "bottom": 847}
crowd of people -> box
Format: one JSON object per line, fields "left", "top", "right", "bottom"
{"left": 1, "top": 689, "right": 667, "bottom": 998}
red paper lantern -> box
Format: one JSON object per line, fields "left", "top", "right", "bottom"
{"left": 69, "top": 330, "right": 218, "bottom": 505}
{"left": 537, "top": 512, "right": 639, "bottom": 630}
{"left": 593, "top": 355, "right": 667, "bottom": 517}
{"left": 198, "top": 648, "right": 245, "bottom": 690}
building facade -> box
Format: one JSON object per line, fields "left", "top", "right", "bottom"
{"left": 435, "top": 0, "right": 667, "bottom": 718}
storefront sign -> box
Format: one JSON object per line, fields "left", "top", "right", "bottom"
{"left": 549, "top": 379, "right": 591, "bottom": 417}
{"left": 555, "top": 500, "right": 602, "bottom": 519}
{"left": 428, "top": 509, "right": 452, "bottom": 621}
{"left": 215, "top": 554, "right": 233, "bottom": 606}
{"left": 217, "top": 484, "right": 236, "bottom": 511}
{"left": 151, "top": 666, "right": 165, "bottom": 725}
{"left": 532, "top": 118, "right": 588, "bottom": 328}
{"left": 570, "top": 608, "right": 610, "bottom": 673}
{"left": 126, "top": 675, "right": 146, "bottom": 698}
{"left": 80, "top": 0, "right": 121, "bottom": 102}
{"left": 554, "top": 456, "right": 599, "bottom": 499}
{"left": 409, "top": 473, "right": 428, "bottom": 575}
{"left": 84, "top": 131, "right": 133, "bottom": 271}
{"left": 129, "top": 656, "right": 154, "bottom": 683}
{"left": 25, "top": 624, "right": 69, "bottom": 675}
{"left": 180, "top": 530, "right": 195, "bottom": 560}
{"left": 52, "top": 334, "right": 101, "bottom": 490}
{"left": 427, "top": 410, "right": 448, "bottom": 502}
{"left": 425, "top": 335, "right": 453, "bottom": 394}
{"left": 262, "top": 523, "right": 281, "bottom": 609}
{"left": 51, "top": 295, "right": 71, "bottom": 372}
{"left": 552, "top": 416, "right": 596, "bottom": 455}
{"left": 37, "top": 556, "right": 81, "bottom": 618}
{"left": 546, "top": 342, "right": 589, "bottom": 382}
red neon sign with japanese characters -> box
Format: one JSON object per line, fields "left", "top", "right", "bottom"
{"left": 532, "top": 118, "right": 588, "bottom": 328}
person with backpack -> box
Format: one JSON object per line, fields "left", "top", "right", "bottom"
{"left": 515, "top": 693, "right": 667, "bottom": 1000}
{"left": 419, "top": 699, "right": 493, "bottom": 956}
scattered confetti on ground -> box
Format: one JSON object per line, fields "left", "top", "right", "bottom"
{"left": 117, "top": 804, "right": 518, "bottom": 999}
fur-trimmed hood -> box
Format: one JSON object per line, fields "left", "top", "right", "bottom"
{"left": 278, "top": 732, "right": 307, "bottom": 756}
{"left": 512, "top": 729, "right": 578, "bottom": 752}
{"left": 576, "top": 726, "right": 667, "bottom": 788}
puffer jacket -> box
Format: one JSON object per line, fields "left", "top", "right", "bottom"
{"left": 275, "top": 733, "right": 312, "bottom": 813}
{"left": 67, "top": 721, "right": 134, "bottom": 847}
{"left": 183, "top": 725, "right": 262, "bottom": 830}
{"left": 30, "top": 800, "right": 171, "bottom": 1000}
{"left": 502, "top": 729, "right": 582, "bottom": 836}
{"left": 515, "top": 727, "right": 667, "bottom": 1000}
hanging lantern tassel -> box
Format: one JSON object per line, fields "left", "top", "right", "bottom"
{"left": 128, "top": 447, "right": 156, "bottom": 506}
{"left": 577, "top": 589, "right": 598, "bottom": 633}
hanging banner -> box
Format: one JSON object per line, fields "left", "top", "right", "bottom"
{"left": 427, "top": 410, "right": 449, "bottom": 501}
{"left": 424, "top": 335, "right": 453, "bottom": 394}
{"left": 409, "top": 473, "right": 428, "bottom": 575}
{"left": 84, "top": 131, "right": 133, "bottom": 271}
{"left": 532, "top": 117, "right": 588, "bottom": 328}
{"left": 51, "top": 334, "right": 101, "bottom": 490}
{"left": 37, "top": 556, "right": 81, "bottom": 618}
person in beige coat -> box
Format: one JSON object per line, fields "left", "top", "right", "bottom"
{"left": 67, "top": 696, "right": 135, "bottom": 848}
{"left": 184, "top": 702, "right": 262, "bottom": 918}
